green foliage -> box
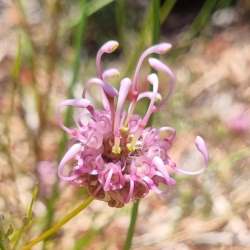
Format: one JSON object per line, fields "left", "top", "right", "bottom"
{"left": 11, "top": 186, "right": 38, "bottom": 250}
{"left": 86, "top": 0, "right": 115, "bottom": 17}
{"left": 0, "top": 215, "right": 11, "bottom": 250}
{"left": 73, "top": 229, "right": 98, "bottom": 250}
{"left": 160, "top": 0, "right": 177, "bottom": 24}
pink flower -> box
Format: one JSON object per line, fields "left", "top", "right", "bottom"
{"left": 37, "top": 161, "right": 56, "bottom": 198}
{"left": 57, "top": 41, "right": 209, "bottom": 207}
{"left": 226, "top": 109, "right": 250, "bottom": 134}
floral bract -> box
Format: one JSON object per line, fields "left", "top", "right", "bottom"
{"left": 58, "top": 41, "right": 209, "bottom": 207}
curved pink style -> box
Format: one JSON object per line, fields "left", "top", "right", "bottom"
{"left": 57, "top": 41, "right": 209, "bottom": 208}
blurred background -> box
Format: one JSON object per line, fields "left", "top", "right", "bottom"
{"left": 0, "top": 0, "right": 250, "bottom": 249}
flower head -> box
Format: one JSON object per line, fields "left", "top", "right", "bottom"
{"left": 58, "top": 41, "right": 209, "bottom": 207}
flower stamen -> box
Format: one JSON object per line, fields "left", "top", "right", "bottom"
{"left": 126, "top": 134, "right": 137, "bottom": 152}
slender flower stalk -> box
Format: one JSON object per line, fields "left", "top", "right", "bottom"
{"left": 124, "top": 4, "right": 161, "bottom": 247}
{"left": 123, "top": 200, "right": 140, "bottom": 250}
{"left": 21, "top": 196, "right": 93, "bottom": 250}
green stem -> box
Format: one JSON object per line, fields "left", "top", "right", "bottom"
{"left": 189, "top": 0, "right": 218, "bottom": 37}
{"left": 21, "top": 196, "right": 94, "bottom": 250}
{"left": 115, "top": 0, "right": 126, "bottom": 44}
{"left": 123, "top": 200, "right": 140, "bottom": 250}
{"left": 123, "top": 2, "right": 160, "bottom": 249}
{"left": 152, "top": 0, "right": 160, "bottom": 45}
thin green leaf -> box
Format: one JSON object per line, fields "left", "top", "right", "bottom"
{"left": 189, "top": 0, "right": 218, "bottom": 37}
{"left": 115, "top": 0, "right": 126, "bottom": 44}
{"left": 123, "top": 0, "right": 175, "bottom": 76}
{"left": 123, "top": 4, "right": 152, "bottom": 76}
{"left": 42, "top": 1, "right": 88, "bottom": 248}
{"left": 73, "top": 229, "right": 97, "bottom": 250}
{"left": 217, "top": 0, "right": 234, "bottom": 9}
{"left": 11, "top": 36, "right": 22, "bottom": 80}
{"left": 152, "top": 0, "right": 160, "bottom": 45}
{"left": 0, "top": 216, "right": 9, "bottom": 250}
{"left": 68, "top": 0, "right": 88, "bottom": 99}
{"left": 160, "top": 0, "right": 177, "bottom": 24}
{"left": 12, "top": 186, "right": 38, "bottom": 250}
{"left": 27, "top": 186, "right": 38, "bottom": 220}
{"left": 87, "top": 0, "right": 115, "bottom": 17}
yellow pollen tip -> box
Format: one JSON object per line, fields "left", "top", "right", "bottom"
{"left": 127, "top": 134, "right": 137, "bottom": 152}
{"left": 126, "top": 143, "right": 136, "bottom": 152}
{"left": 112, "top": 145, "right": 121, "bottom": 154}
{"left": 120, "top": 126, "right": 129, "bottom": 134}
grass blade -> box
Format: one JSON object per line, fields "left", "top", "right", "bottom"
{"left": 217, "top": 0, "right": 234, "bottom": 9}
{"left": 87, "top": 0, "right": 115, "bottom": 16}
{"left": 152, "top": 0, "right": 160, "bottom": 44}
{"left": 42, "top": 0, "right": 88, "bottom": 248}
{"left": 160, "top": 0, "right": 177, "bottom": 24}
{"left": 115, "top": 0, "right": 126, "bottom": 44}
{"left": 189, "top": 0, "right": 218, "bottom": 37}
{"left": 12, "top": 186, "right": 38, "bottom": 250}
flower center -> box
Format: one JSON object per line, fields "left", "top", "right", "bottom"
{"left": 102, "top": 130, "right": 141, "bottom": 164}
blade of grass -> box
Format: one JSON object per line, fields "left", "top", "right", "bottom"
{"left": 189, "top": 0, "right": 218, "bottom": 38}
{"left": 150, "top": 0, "right": 160, "bottom": 125}
{"left": 73, "top": 207, "right": 118, "bottom": 250}
{"left": 152, "top": 0, "right": 160, "bottom": 45}
{"left": 4, "top": 35, "right": 22, "bottom": 209}
{"left": 217, "top": 0, "right": 234, "bottom": 9}
{"left": 42, "top": 0, "right": 62, "bottom": 128}
{"left": 42, "top": 0, "right": 88, "bottom": 248}
{"left": 123, "top": 0, "right": 176, "bottom": 76}
{"left": 73, "top": 229, "right": 97, "bottom": 250}
{"left": 13, "top": 0, "right": 36, "bottom": 51}
{"left": 64, "top": 0, "right": 115, "bottom": 32}
{"left": 160, "top": 0, "right": 177, "bottom": 24}
{"left": 87, "top": 0, "right": 115, "bottom": 16}
{"left": 13, "top": 1, "right": 43, "bottom": 163}
{"left": 0, "top": 216, "right": 10, "bottom": 250}
{"left": 122, "top": 5, "right": 151, "bottom": 76}
{"left": 12, "top": 186, "right": 38, "bottom": 250}
{"left": 22, "top": 197, "right": 94, "bottom": 250}
{"left": 171, "top": 0, "right": 230, "bottom": 58}
{"left": 115, "top": 0, "right": 126, "bottom": 44}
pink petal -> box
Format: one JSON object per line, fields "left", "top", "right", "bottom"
{"left": 140, "top": 73, "right": 159, "bottom": 127}
{"left": 104, "top": 169, "right": 113, "bottom": 191}
{"left": 57, "top": 98, "right": 94, "bottom": 133}
{"left": 102, "top": 68, "right": 120, "bottom": 81}
{"left": 152, "top": 156, "right": 172, "bottom": 183}
{"left": 173, "top": 136, "right": 209, "bottom": 176}
{"left": 132, "top": 43, "right": 172, "bottom": 94}
{"left": 195, "top": 136, "right": 209, "bottom": 165}
{"left": 148, "top": 57, "right": 176, "bottom": 106}
{"left": 83, "top": 77, "right": 117, "bottom": 106}
{"left": 86, "top": 130, "right": 103, "bottom": 149}
{"left": 100, "top": 40, "right": 119, "bottom": 54}
{"left": 58, "top": 143, "right": 82, "bottom": 181}
{"left": 151, "top": 43, "right": 172, "bottom": 54}
{"left": 143, "top": 176, "right": 162, "bottom": 194}
{"left": 137, "top": 91, "right": 162, "bottom": 102}
{"left": 84, "top": 77, "right": 118, "bottom": 97}
{"left": 159, "top": 126, "right": 176, "bottom": 142}
{"left": 96, "top": 40, "right": 119, "bottom": 77}
{"left": 114, "top": 78, "right": 132, "bottom": 135}
{"left": 127, "top": 177, "right": 135, "bottom": 202}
